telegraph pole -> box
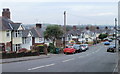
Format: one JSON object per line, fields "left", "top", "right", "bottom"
{"left": 63, "top": 11, "right": 66, "bottom": 48}
{"left": 115, "top": 18, "right": 117, "bottom": 50}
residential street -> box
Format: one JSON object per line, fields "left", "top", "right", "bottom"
{"left": 2, "top": 42, "right": 118, "bottom": 73}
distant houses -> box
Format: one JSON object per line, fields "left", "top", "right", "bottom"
{"left": 0, "top": 8, "right": 115, "bottom": 52}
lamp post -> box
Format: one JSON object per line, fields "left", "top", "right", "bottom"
{"left": 63, "top": 11, "right": 66, "bottom": 48}
{"left": 115, "top": 18, "right": 117, "bottom": 51}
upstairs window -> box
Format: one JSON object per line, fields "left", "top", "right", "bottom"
{"left": 13, "top": 30, "right": 22, "bottom": 37}
{"left": 6, "top": 31, "right": 10, "bottom": 37}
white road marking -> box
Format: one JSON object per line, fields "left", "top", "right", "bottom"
{"left": 45, "top": 64, "right": 55, "bottom": 67}
{"left": 78, "top": 47, "right": 102, "bottom": 59}
{"left": 62, "top": 58, "right": 75, "bottom": 62}
{"left": 112, "top": 64, "right": 118, "bottom": 74}
{"left": 28, "top": 63, "right": 55, "bottom": 71}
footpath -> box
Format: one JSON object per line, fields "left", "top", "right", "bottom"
{"left": 118, "top": 52, "right": 120, "bottom": 74}
{"left": 0, "top": 53, "right": 64, "bottom": 64}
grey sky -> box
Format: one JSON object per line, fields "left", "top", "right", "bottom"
{"left": 0, "top": 0, "right": 119, "bottom": 25}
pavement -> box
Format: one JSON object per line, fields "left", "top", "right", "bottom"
{"left": 118, "top": 52, "right": 120, "bottom": 74}
{"left": 2, "top": 42, "right": 118, "bottom": 73}
{"left": 0, "top": 53, "right": 64, "bottom": 64}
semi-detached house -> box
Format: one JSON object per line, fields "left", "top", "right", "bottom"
{"left": 0, "top": 8, "right": 24, "bottom": 52}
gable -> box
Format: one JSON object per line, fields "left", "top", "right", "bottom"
{"left": 18, "top": 25, "right": 24, "bottom": 30}
{"left": 28, "top": 31, "right": 32, "bottom": 37}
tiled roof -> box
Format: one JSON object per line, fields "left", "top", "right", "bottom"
{"left": 0, "top": 17, "right": 13, "bottom": 30}
{"left": 11, "top": 23, "right": 21, "bottom": 30}
{"left": 22, "top": 29, "right": 30, "bottom": 37}
{"left": 30, "top": 27, "right": 44, "bottom": 38}
{"left": 30, "top": 27, "right": 39, "bottom": 37}
{"left": 0, "top": 17, "right": 22, "bottom": 31}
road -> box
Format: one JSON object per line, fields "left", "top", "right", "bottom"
{"left": 2, "top": 42, "right": 118, "bottom": 73}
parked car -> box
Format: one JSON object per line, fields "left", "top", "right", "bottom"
{"left": 81, "top": 44, "right": 89, "bottom": 50}
{"left": 63, "top": 47, "right": 76, "bottom": 54}
{"left": 104, "top": 41, "right": 110, "bottom": 45}
{"left": 118, "top": 47, "right": 120, "bottom": 51}
{"left": 107, "top": 45, "right": 116, "bottom": 53}
{"left": 108, "top": 39, "right": 113, "bottom": 42}
{"left": 73, "top": 44, "right": 82, "bottom": 53}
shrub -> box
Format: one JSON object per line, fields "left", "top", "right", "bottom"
{"left": 17, "top": 52, "right": 25, "bottom": 57}
{"left": 47, "top": 43, "right": 56, "bottom": 53}
{"left": 25, "top": 50, "right": 32, "bottom": 56}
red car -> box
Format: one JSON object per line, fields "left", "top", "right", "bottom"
{"left": 63, "top": 48, "right": 76, "bottom": 54}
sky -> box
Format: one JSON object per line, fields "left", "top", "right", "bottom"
{"left": 0, "top": 0, "right": 119, "bottom": 25}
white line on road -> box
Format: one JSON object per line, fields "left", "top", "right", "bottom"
{"left": 78, "top": 47, "right": 102, "bottom": 59}
{"left": 28, "top": 63, "right": 55, "bottom": 71}
{"left": 112, "top": 62, "right": 118, "bottom": 74}
{"left": 45, "top": 64, "right": 55, "bottom": 67}
{"left": 62, "top": 58, "right": 75, "bottom": 62}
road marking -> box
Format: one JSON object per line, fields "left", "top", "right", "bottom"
{"left": 112, "top": 64, "right": 118, "bottom": 74}
{"left": 28, "top": 66, "right": 45, "bottom": 70}
{"left": 62, "top": 58, "right": 75, "bottom": 62}
{"left": 78, "top": 47, "right": 102, "bottom": 59}
{"left": 28, "top": 63, "right": 55, "bottom": 71}
{"left": 45, "top": 64, "right": 55, "bottom": 67}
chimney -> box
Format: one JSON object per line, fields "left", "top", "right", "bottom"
{"left": 73, "top": 26, "right": 77, "bottom": 30}
{"left": 2, "top": 8, "right": 11, "bottom": 19}
{"left": 36, "top": 23, "right": 42, "bottom": 28}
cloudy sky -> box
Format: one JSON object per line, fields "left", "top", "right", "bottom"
{"left": 0, "top": 0, "right": 119, "bottom": 25}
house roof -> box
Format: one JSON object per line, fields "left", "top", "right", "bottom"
{"left": 0, "top": 17, "right": 22, "bottom": 31}
{"left": 30, "top": 27, "right": 39, "bottom": 37}
{"left": 0, "top": 17, "right": 13, "bottom": 31}
{"left": 10, "top": 23, "right": 21, "bottom": 30}
{"left": 67, "top": 29, "right": 82, "bottom": 36}
{"left": 30, "top": 27, "right": 44, "bottom": 38}
{"left": 22, "top": 29, "right": 32, "bottom": 37}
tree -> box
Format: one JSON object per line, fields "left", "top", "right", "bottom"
{"left": 96, "top": 26, "right": 100, "bottom": 30}
{"left": 105, "top": 26, "right": 108, "bottom": 30}
{"left": 98, "top": 34, "right": 108, "bottom": 40}
{"left": 66, "top": 25, "right": 73, "bottom": 32}
{"left": 86, "top": 26, "right": 89, "bottom": 30}
{"left": 44, "top": 25, "right": 64, "bottom": 46}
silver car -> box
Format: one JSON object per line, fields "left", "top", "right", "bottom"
{"left": 80, "top": 44, "right": 89, "bottom": 51}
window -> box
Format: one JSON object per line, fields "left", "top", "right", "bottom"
{"left": 39, "top": 38, "right": 42, "bottom": 42}
{"left": 14, "top": 31, "right": 22, "bottom": 37}
{"left": 22, "top": 37, "right": 27, "bottom": 44}
{"left": 13, "top": 44, "right": 21, "bottom": 51}
{"left": 6, "top": 31, "right": 10, "bottom": 37}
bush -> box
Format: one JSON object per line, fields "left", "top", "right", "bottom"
{"left": 24, "top": 50, "right": 32, "bottom": 56}
{"left": 48, "top": 43, "right": 56, "bottom": 53}
{"left": 36, "top": 45, "right": 45, "bottom": 53}
{"left": 17, "top": 52, "right": 25, "bottom": 57}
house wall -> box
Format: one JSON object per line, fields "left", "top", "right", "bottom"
{"left": 13, "top": 37, "right": 22, "bottom": 44}
{"left": 35, "top": 37, "right": 44, "bottom": 43}
{"left": 21, "top": 37, "right": 32, "bottom": 50}
{"left": 0, "top": 31, "right": 11, "bottom": 43}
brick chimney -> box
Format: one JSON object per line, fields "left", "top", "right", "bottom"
{"left": 2, "top": 8, "right": 11, "bottom": 19}
{"left": 36, "top": 23, "right": 42, "bottom": 28}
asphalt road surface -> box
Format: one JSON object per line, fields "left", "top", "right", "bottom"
{"left": 2, "top": 42, "right": 118, "bottom": 73}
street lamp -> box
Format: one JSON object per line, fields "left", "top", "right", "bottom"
{"left": 115, "top": 18, "right": 117, "bottom": 50}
